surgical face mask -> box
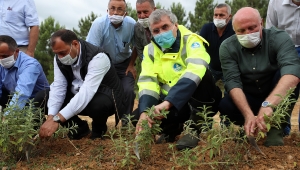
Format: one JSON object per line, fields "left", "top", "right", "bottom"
{"left": 108, "top": 14, "right": 124, "bottom": 25}
{"left": 213, "top": 18, "right": 227, "bottom": 28}
{"left": 138, "top": 18, "right": 150, "bottom": 28}
{"left": 237, "top": 32, "right": 261, "bottom": 48}
{"left": 0, "top": 53, "right": 16, "bottom": 68}
{"left": 58, "top": 45, "right": 78, "bottom": 65}
{"left": 153, "top": 26, "right": 176, "bottom": 49}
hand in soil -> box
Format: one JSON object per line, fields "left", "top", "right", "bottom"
{"left": 135, "top": 112, "right": 154, "bottom": 134}
{"left": 39, "top": 117, "right": 59, "bottom": 138}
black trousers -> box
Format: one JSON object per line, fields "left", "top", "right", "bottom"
{"left": 34, "top": 89, "right": 115, "bottom": 133}
{"left": 114, "top": 58, "right": 135, "bottom": 116}
{"left": 219, "top": 71, "right": 300, "bottom": 127}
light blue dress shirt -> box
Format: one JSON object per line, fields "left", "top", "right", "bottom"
{"left": 0, "top": 0, "right": 39, "bottom": 46}
{"left": 86, "top": 14, "right": 136, "bottom": 64}
{"left": 0, "top": 52, "right": 49, "bottom": 112}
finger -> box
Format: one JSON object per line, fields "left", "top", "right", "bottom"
{"left": 250, "top": 121, "right": 256, "bottom": 134}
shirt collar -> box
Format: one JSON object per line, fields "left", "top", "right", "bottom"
{"left": 71, "top": 42, "right": 82, "bottom": 67}
{"left": 282, "top": 0, "right": 293, "bottom": 5}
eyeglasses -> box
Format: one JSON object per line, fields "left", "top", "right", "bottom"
{"left": 108, "top": 7, "right": 125, "bottom": 14}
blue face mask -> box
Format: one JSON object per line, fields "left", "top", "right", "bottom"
{"left": 154, "top": 28, "right": 176, "bottom": 49}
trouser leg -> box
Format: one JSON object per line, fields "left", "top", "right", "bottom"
{"left": 81, "top": 92, "right": 114, "bottom": 138}
{"left": 114, "top": 59, "right": 135, "bottom": 124}
{"left": 188, "top": 69, "right": 222, "bottom": 131}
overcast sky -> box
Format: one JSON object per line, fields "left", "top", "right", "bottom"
{"left": 34, "top": 0, "right": 224, "bottom": 29}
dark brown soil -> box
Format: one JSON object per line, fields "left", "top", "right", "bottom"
{"left": 12, "top": 99, "right": 300, "bottom": 170}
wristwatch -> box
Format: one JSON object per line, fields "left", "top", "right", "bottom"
{"left": 53, "top": 115, "right": 62, "bottom": 123}
{"left": 261, "top": 101, "right": 271, "bottom": 108}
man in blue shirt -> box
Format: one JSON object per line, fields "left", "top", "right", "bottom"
{"left": 199, "top": 3, "right": 235, "bottom": 83}
{"left": 0, "top": 35, "right": 49, "bottom": 114}
{"left": 87, "top": 0, "right": 137, "bottom": 126}
{"left": 0, "top": 0, "right": 39, "bottom": 57}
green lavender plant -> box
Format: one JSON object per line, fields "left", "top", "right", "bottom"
{"left": 261, "top": 88, "right": 296, "bottom": 136}
{"left": 0, "top": 95, "right": 77, "bottom": 167}
{"left": 135, "top": 105, "right": 169, "bottom": 158}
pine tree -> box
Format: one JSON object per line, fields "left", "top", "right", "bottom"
{"left": 170, "top": 2, "right": 188, "bottom": 27}
{"left": 188, "top": 0, "right": 216, "bottom": 33}
{"left": 34, "top": 16, "right": 64, "bottom": 83}
{"left": 73, "top": 12, "right": 98, "bottom": 40}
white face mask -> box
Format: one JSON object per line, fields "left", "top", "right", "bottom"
{"left": 138, "top": 18, "right": 150, "bottom": 28}
{"left": 237, "top": 32, "right": 261, "bottom": 48}
{"left": 108, "top": 14, "right": 124, "bottom": 25}
{"left": 213, "top": 18, "right": 227, "bottom": 28}
{"left": 0, "top": 53, "right": 16, "bottom": 68}
{"left": 58, "top": 45, "right": 78, "bottom": 65}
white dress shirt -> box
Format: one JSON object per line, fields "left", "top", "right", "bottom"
{"left": 48, "top": 46, "right": 111, "bottom": 120}
{"left": 266, "top": 0, "right": 300, "bottom": 46}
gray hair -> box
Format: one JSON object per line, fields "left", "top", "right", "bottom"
{"left": 136, "top": 0, "right": 155, "bottom": 8}
{"left": 149, "top": 9, "right": 177, "bottom": 29}
{"left": 215, "top": 3, "right": 231, "bottom": 15}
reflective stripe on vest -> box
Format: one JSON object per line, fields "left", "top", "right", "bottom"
{"left": 139, "top": 89, "right": 159, "bottom": 99}
{"left": 138, "top": 76, "right": 158, "bottom": 83}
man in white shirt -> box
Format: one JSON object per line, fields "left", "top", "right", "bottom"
{"left": 38, "top": 29, "right": 125, "bottom": 140}
{"left": 0, "top": 0, "right": 39, "bottom": 57}
{"left": 266, "top": 0, "right": 300, "bottom": 134}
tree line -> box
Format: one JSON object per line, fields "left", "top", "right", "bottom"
{"left": 34, "top": 0, "right": 269, "bottom": 83}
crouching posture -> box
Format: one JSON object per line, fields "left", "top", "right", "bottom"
{"left": 135, "top": 9, "right": 222, "bottom": 150}
{"left": 219, "top": 7, "right": 300, "bottom": 146}
{"left": 38, "top": 30, "right": 125, "bottom": 140}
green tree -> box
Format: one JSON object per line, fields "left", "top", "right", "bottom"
{"left": 156, "top": 2, "right": 164, "bottom": 9}
{"left": 34, "top": 16, "right": 64, "bottom": 83}
{"left": 127, "top": 2, "right": 137, "bottom": 21}
{"left": 188, "top": 0, "right": 216, "bottom": 33}
{"left": 72, "top": 12, "right": 98, "bottom": 40}
{"left": 170, "top": 2, "right": 188, "bottom": 26}
{"left": 225, "top": 0, "right": 269, "bottom": 24}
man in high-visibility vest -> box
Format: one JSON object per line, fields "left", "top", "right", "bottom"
{"left": 135, "top": 9, "right": 222, "bottom": 150}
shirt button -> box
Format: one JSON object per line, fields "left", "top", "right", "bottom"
{"left": 253, "top": 67, "right": 255, "bottom": 70}
{"left": 252, "top": 54, "right": 254, "bottom": 56}
{"left": 169, "top": 81, "right": 171, "bottom": 83}
{"left": 173, "top": 56, "right": 175, "bottom": 58}
{"left": 256, "top": 80, "right": 258, "bottom": 82}
{"left": 259, "top": 88, "right": 261, "bottom": 90}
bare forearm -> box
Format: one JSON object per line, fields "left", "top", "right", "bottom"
{"left": 265, "top": 75, "right": 300, "bottom": 106}
{"left": 229, "top": 88, "right": 254, "bottom": 119}
{"left": 27, "top": 26, "right": 39, "bottom": 56}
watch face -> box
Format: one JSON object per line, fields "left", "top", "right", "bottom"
{"left": 262, "top": 101, "right": 270, "bottom": 107}
{"left": 53, "top": 115, "right": 60, "bottom": 122}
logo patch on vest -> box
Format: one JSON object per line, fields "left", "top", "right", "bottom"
{"left": 191, "top": 42, "right": 201, "bottom": 48}
{"left": 173, "top": 63, "right": 182, "bottom": 72}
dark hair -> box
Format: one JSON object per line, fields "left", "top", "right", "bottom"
{"left": 136, "top": 0, "right": 155, "bottom": 8}
{"left": 0, "top": 35, "right": 17, "bottom": 51}
{"left": 50, "top": 29, "right": 78, "bottom": 47}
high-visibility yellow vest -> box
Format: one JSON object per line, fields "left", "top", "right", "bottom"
{"left": 138, "top": 25, "right": 210, "bottom": 110}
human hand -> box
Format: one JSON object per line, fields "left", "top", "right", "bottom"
{"left": 135, "top": 112, "right": 154, "bottom": 134}
{"left": 153, "top": 101, "right": 172, "bottom": 120}
{"left": 256, "top": 107, "right": 273, "bottom": 132}
{"left": 125, "top": 64, "right": 137, "bottom": 79}
{"left": 244, "top": 114, "right": 257, "bottom": 136}
{"left": 39, "top": 116, "right": 59, "bottom": 138}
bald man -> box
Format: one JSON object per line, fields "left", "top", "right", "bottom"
{"left": 218, "top": 7, "right": 300, "bottom": 146}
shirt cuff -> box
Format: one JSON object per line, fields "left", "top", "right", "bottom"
{"left": 59, "top": 106, "right": 75, "bottom": 121}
